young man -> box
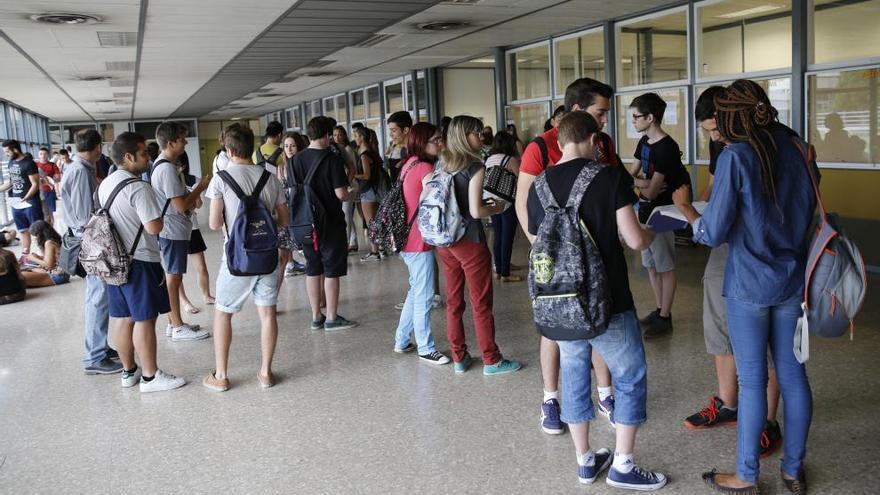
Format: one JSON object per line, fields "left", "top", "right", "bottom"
{"left": 386, "top": 110, "right": 412, "bottom": 182}
{"left": 253, "top": 121, "right": 284, "bottom": 172}
{"left": 628, "top": 92, "right": 689, "bottom": 339}
{"left": 56, "top": 148, "right": 73, "bottom": 174}
{"left": 1, "top": 139, "right": 43, "bottom": 257}
{"left": 514, "top": 77, "right": 622, "bottom": 436}
{"left": 204, "top": 123, "right": 289, "bottom": 392}
{"left": 150, "top": 121, "right": 211, "bottom": 341}
{"left": 102, "top": 131, "right": 186, "bottom": 393}
{"left": 685, "top": 87, "right": 782, "bottom": 453}
{"left": 35, "top": 147, "right": 61, "bottom": 226}
{"left": 527, "top": 112, "right": 665, "bottom": 490}
{"left": 291, "top": 116, "right": 357, "bottom": 331}
{"left": 60, "top": 129, "right": 122, "bottom": 374}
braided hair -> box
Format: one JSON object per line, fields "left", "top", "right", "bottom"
{"left": 714, "top": 79, "right": 780, "bottom": 199}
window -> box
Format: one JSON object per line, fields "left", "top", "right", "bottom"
{"left": 351, "top": 90, "right": 366, "bottom": 121}
{"left": 813, "top": 0, "right": 880, "bottom": 66}
{"left": 336, "top": 94, "right": 348, "bottom": 125}
{"left": 617, "top": 87, "right": 689, "bottom": 163}
{"left": 65, "top": 124, "right": 97, "bottom": 144}
{"left": 0, "top": 103, "right": 6, "bottom": 139}
{"left": 11, "top": 107, "right": 24, "bottom": 140}
{"left": 100, "top": 123, "right": 115, "bottom": 142}
{"left": 323, "top": 97, "right": 337, "bottom": 122}
{"left": 507, "top": 42, "right": 551, "bottom": 101}
{"left": 506, "top": 102, "right": 549, "bottom": 143}
{"left": 50, "top": 122, "right": 62, "bottom": 147}
{"left": 617, "top": 8, "right": 689, "bottom": 87}
{"left": 808, "top": 67, "right": 880, "bottom": 165}
{"left": 385, "top": 80, "right": 404, "bottom": 115}
{"left": 554, "top": 28, "right": 605, "bottom": 96}
{"left": 367, "top": 86, "right": 381, "bottom": 119}
{"left": 415, "top": 74, "right": 428, "bottom": 121}
{"left": 285, "top": 106, "right": 302, "bottom": 130}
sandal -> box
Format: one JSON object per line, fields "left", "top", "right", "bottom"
{"left": 702, "top": 470, "right": 760, "bottom": 494}
{"left": 183, "top": 303, "right": 201, "bottom": 314}
{"left": 782, "top": 469, "right": 806, "bottom": 495}
{"left": 204, "top": 296, "right": 215, "bottom": 306}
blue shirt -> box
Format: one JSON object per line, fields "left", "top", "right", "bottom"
{"left": 693, "top": 127, "right": 816, "bottom": 306}
{"left": 60, "top": 155, "right": 98, "bottom": 231}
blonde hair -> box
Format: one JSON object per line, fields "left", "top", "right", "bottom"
{"left": 439, "top": 115, "right": 483, "bottom": 173}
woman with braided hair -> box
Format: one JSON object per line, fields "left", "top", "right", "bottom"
{"left": 673, "top": 79, "right": 816, "bottom": 495}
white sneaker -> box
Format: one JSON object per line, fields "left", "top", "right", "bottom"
{"left": 166, "top": 322, "right": 200, "bottom": 337}
{"left": 139, "top": 369, "right": 186, "bottom": 393}
{"left": 171, "top": 324, "right": 210, "bottom": 342}
{"left": 121, "top": 367, "right": 142, "bottom": 388}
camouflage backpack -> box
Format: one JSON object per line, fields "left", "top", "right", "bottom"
{"left": 528, "top": 162, "right": 611, "bottom": 340}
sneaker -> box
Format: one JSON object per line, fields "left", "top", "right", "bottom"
{"left": 106, "top": 348, "right": 120, "bottom": 361}
{"left": 310, "top": 314, "right": 326, "bottom": 330}
{"left": 140, "top": 369, "right": 186, "bottom": 393}
{"left": 171, "top": 324, "right": 210, "bottom": 342}
{"left": 483, "top": 358, "right": 522, "bottom": 376}
{"left": 284, "top": 262, "right": 305, "bottom": 277}
{"left": 360, "top": 252, "right": 381, "bottom": 263}
{"left": 419, "top": 351, "right": 450, "bottom": 365}
{"left": 684, "top": 396, "right": 738, "bottom": 430}
{"left": 578, "top": 448, "right": 613, "bottom": 484}
{"left": 607, "top": 463, "right": 668, "bottom": 491}
{"left": 394, "top": 301, "right": 405, "bottom": 311}
{"left": 639, "top": 309, "right": 660, "bottom": 327}
{"left": 84, "top": 358, "right": 123, "bottom": 375}
{"left": 324, "top": 315, "right": 358, "bottom": 331}
{"left": 121, "top": 367, "right": 142, "bottom": 388}
{"left": 432, "top": 294, "right": 444, "bottom": 309}
{"left": 379, "top": 251, "right": 389, "bottom": 260}
{"left": 760, "top": 420, "right": 783, "bottom": 458}
{"left": 394, "top": 342, "right": 415, "bottom": 353}
{"left": 166, "top": 322, "right": 201, "bottom": 337}
{"left": 541, "top": 398, "right": 565, "bottom": 435}
{"left": 202, "top": 372, "right": 229, "bottom": 392}
{"left": 453, "top": 353, "right": 473, "bottom": 374}
{"left": 597, "top": 395, "right": 615, "bottom": 423}
{"left": 643, "top": 315, "right": 672, "bottom": 339}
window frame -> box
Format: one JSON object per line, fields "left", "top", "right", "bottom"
{"left": 615, "top": 5, "right": 691, "bottom": 92}
{"left": 552, "top": 25, "right": 606, "bottom": 99}
{"left": 506, "top": 40, "right": 553, "bottom": 104}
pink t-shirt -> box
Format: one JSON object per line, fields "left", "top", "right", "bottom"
{"left": 400, "top": 156, "right": 434, "bottom": 253}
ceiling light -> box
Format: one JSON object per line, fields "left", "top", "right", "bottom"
{"left": 715, "top": 4, "right": 782, "bottom": 19}
{"left": 30, "top": 13, "right": 101, "bottom": 25}
{"left": 417, "top": 21, "right": 470, "bottom": 32}
{"left": 106, "top": 61, "right": 136, "bottom": 71}
{"left": 97, "top": 32, "right": 138, "bottom": 47}
{"left": 469, "top": 58, "right": 495, "bottom": 64}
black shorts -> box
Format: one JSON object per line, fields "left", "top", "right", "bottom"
{"left": 302, "top": 227, "right": 348, "bottom": 278}
{"left": 188, "top": 229, "right": 207, "bottom": 254}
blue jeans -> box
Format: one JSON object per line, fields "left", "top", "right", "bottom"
{"left": 82, "top": 274, "right": 109, "bottom": 365}
{"left": 726, "top": 298, "right": 812, "bottom": 482}
{"left": 394, "top": 251, "right": 437, "bottom": 355}
{"left": 490, "top": 207, "right": 517, "bottom": 277}
{"left": 557, "top": 310, "right": 647, "bottom": 426}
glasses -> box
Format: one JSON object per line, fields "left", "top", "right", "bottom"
{"left": 631, "top": 113, "right": 648, "bottom": 121}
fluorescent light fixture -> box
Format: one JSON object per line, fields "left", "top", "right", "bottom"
{"left": 715, "top": 4, "right": 783, "bottom": 19}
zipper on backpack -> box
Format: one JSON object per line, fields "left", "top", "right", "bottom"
{"left": 535, "top": 292, "right": 578, "bottom": 300}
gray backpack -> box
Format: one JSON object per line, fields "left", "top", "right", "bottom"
{"left": 528, "top": 162, "right": 611, "bottom": 341}
{"left": 793, "top": 139, "right": 867, "bottom": 362}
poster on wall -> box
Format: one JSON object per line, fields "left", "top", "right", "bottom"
{"left": 665, "top": 100, "right": 678, "bottom": 126}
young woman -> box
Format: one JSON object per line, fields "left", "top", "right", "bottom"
{"left": 434, "top": 115, "right": 521, "bottom": 376}
{"left": 24, "top": 220, "right": 69, "bottom": 287}
{"left": 484, "top": 131, "right": 521, "bottom": 282}
{"left": 673, "top": 80, "right": 816, "bottom": 495}
{"left": 179, "top": 198, "right": 214, "bottom": 314}
{"left": 353, "top": 126, "right": 384, "bottom": 262}
{"left": 334, "top": 126, "right": 360, "bottom": 252}
{"left": 0, "top": 248, "right": 26, "bottom": 304}
{"left": 279, "top": 131, "right": 308, "bottom": 282}
{"left": 505, "top": 124, "right": 525, "bottom": 157}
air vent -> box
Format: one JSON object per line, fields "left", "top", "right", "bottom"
{"left": 353, "top": 33, "right": 396, "bottom": 48}
{"left": 113, "top": 92, "right": 134, "bottom": 98}
{"left": 109, "top": 80, "right": 135, "bottom": 87}
{"left": 97, "top": 32, "right": 138, "bottom": 47}
{"left": 417, "top": 21, "right": 470, "bottom": 32}
{"left": 30, "top": 13, "right": 102, "bottom": 25}
{"left": 106, "top": 61, "right": 135, "bottom": 71}
{"left": 75, "top": 75, "right": 113, "bottom": 82}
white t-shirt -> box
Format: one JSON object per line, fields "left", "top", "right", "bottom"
{"left": 212, "top": 151, "right": 230, "bottom": 175}
{"left": 150, "top": 153, "right": 192, "bottom": 240}
{"left": 98, "top": 170, "right": 164, "bottom": 263}
{"left": 205, "top": 163, "right": 285, "bottom": 240}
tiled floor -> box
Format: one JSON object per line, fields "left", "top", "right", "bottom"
{"left": 1, "top": 223, "right": 878, "bottom": 494}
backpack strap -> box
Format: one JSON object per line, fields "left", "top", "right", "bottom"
{"left": 534, "top": 174, "right": 559, "bottom": 210}
{"left": 251, "top": 169, "right": 272, "bottom": 199}
{"left": 792, "top": 137, "right": 826, "bottom": 219}
{"left": 102, "top": 177, "right": 141, "bottom": 211}
{"left": 266, "top": 147, "right": 283, "bottom": 166}
{"left": 129, "top": 198, "right": 171, "bottom": 256}
{"left": 217, "top": 170, "right": 248, "bottom": 200}
{"left": 566, "top": 162, "right": 602, "bottom": 209}
{"left": 534, "top": 137, "right": 549, "bottom": 169}
{"left": 255, "top": 147, "right": 266, "bottom": 167}
{"left": 302, "top": 151, "right": 328, "bottom": 186}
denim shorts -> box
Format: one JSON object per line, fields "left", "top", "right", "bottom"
{"left": 43, "top": 191, "right": 57, "bottom": 213}
{"left": 12, "top": 203, "right": 44, "bottom": 232}
{"left": 215, "top": 260, "right": 279, "bottom": 313}
{"left": 557, "top": 310, "right": 648, "bottom": 426}
{"left": 159, "top": 237, "right": 189, "bottom": 275}
{"left": 107, "top": 260, "right": 171, "bottom": 322}
{"left": 50, "top": 271, "right": 70, "bottom": 285}
{"left": 359, "top": 186, "right": 378, "bottom": 203}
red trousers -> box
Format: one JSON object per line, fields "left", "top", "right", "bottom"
{"left": 437, "top": 239, "right": 502, "bottom": 365}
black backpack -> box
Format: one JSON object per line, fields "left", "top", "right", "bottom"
{"left": 288, "top": 151, "right": 328, "bottom": 249}
{"left": 256, "top": 147, "right": 283, "bottom": 169}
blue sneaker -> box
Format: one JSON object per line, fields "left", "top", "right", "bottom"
{"left": 598, "top": 395, "right": 616, "bottom": 428}
{"left": 482, "top": 358, "right": 522, "bottom": 376}
{"left": 607, "top": 462, "right": 667, "bottom": 491}
{"left": 541, "top": 398, "right": 565, "bottom": 435}
{"left": 578, "top": 448, "right": 613, "bottom": 484}
{"left": 453, "top": 353, "right": 473, "bottom": 374}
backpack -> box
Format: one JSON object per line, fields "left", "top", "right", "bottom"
{"left": 288, "top": 151, "right": 329, "bottom": 250}
{"left": 417, "top": 163, "right": 468, "bottom": 248}
{"left": 368, "top": 158, "right": 420, "bottom": 253}
{"left": 255, "top": 146, "right": 283, "bottom": 170}
{"left": 528, "top": 162, "right": 611, "bottom": 341}
{"left": 792, "top": 138, "right": 867, "bottom": 362}
{"left": 532, "top": 136, "right": 551, "bottom": 170}
{"left": 217, "top": 170, "right": 279, "bottom": 276}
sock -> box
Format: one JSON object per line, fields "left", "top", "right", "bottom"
{"left": 124, "top": 366, "right": 138, "bottom": 374}
{"left": 598, "top": 386, "right": 613, "bottom": 402}
{"left": 721, "top": 402, "right": 737, "bottom": 411}
{"left": 613, "top": 452, "right": 634, "bottom": 473}
{"left": 577, "top": 450, "right": 596, "bottom": 467}
{"left": 141, "top": 374, "right": 155, "bottom": 382}
{"left": 543, "top": 389, "right": 559, "bottom": 402}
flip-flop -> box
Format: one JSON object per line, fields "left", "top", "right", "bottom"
{"left": 204, "top": 297, "right": 215, "bottom": 306}
{"left": 183, "top": 303, "right": 201, "bottom": 314}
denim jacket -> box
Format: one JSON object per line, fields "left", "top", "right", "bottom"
{"left": 693, "top": 127, "right": 816, "bottom": 306}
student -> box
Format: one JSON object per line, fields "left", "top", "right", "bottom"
{"left": 291, "top": 116, "right": 358, "bottom": 331}
{"left": 0, "top": 248, "right": 26, "bottom": 305}
{"left": 527, "top": 111, "right": 665, "bottom": 490}
{"left": 685, "top": 87, "right": 783, "bottom": 456}
{"left": 22, "top": 220, "right": 69, "bottom": 287}
{"left": 515, "top": 78, "right": 622, "bottom": 436}
{"left": 0, "top": 229, "right": 17, "bottom": 248}
{"left": 179, "top": 192, "right": 215, "bottom": 314}
{"left": 101, "top": 131, "right": 185, "bottom": 393}
{"left": 35, "top": 147, "right": 61, "bottom": 226}
{"left": 203, "top": 123, "right": 289, "bottom": 391}
{"left": 334, "top": 126, "right": 360, "bottom": 252}
{"left": 484, "top": 131, "right": 521, "bottom": 282}
{"left": 280, "top": 131, "right": 308, "bottom": 278}
{"left": 212, "top": 130, "right": 230, "bottom": 175}
{"left": 479, "top": 126, "right": 494, "bottom": 161}
{"left": 353, "top": 126, "right": 384, "bottom": 262}
{"left": 436, "top": 115, "right": 520, "bottom": 376}
{"left": 150, "top": 121, "right": 211, "bottom": 342}
{"left": 386, "top": 111, "right": 413, "bottom": 182}
{"left": 0, "top": 139, "right": 43, "bottom": 257}
{"left": 56, "top": 148, "right": 72, "bottom": 174}
{"left": 393, "top": 122, "right": 450, "bottom": 365}
{"left": 505, "top": 123, "right": 525, "bottom": 156}
{"left": 60, "top": 129, "right": 122, "bottom": 375}
{"left": 254, "top": 121, "right": 284, "bottom": 172}
{"left": 674, "top": 80, "right": 815, "bottom": 495}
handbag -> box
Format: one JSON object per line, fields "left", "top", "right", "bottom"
{"left": 59, "top": 228, "right": 86, "bottom": 278}
{"left": 483, "top": 155, "right": 517, "bottom": 203}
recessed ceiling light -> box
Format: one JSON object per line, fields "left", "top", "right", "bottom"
{"left": 715, "top": 4, "right": 782, "bottom": 19}
{"left": 417, "top": 21, "right": 470, "bottom": 32}
{"left": 30, "top": 13, "right": 102, "bottom": 25}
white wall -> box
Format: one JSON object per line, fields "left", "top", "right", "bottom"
{"left": 442, "top": 68, "right": 498, "bottom": 131}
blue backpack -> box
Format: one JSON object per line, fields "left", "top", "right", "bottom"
{"left": 217, "top": 170, "right": 278, "bottom": 276}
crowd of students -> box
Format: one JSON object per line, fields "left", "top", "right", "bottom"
{"left": 0, "top": 75, "right": 820, "bottom": 494}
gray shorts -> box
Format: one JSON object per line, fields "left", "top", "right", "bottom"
{"left": 641, "top": 230, "right": 675, "bottom": 273}
{"left": 703, "top": 244, "right": 730, "bottom": 355}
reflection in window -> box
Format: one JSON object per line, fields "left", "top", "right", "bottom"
{"left": 416, "top": 76, "right": 428, "bottom": 116}
{"left": 285, "top": 106, "right": 302, "bottom": 130}
{"left": 351, "top": 90, "right": 365, "bottom": 121}
{"left": 367, "top": 86, "right": 381, "bottom": 119}
{"left": 385, "top": 82, "right": 404, "bottom": 114}
{"left": 100, "top": 123, "right": 115, "bottom": 143}
{"left": 324, "top": 97, "right": 337, "bottom": 122}
{"left": 506, "top": 102, "right": 549, "bottom": 143}
{"left": 555, "top": 29, "right": 605, "bottom": 96}
{"left": 617, "top": 87, "right": 689, "bottom": 163}
{"left": 808, "top": 68, "right": 880, "bottom": 164}
{"left": 617, "top": 9, "right": 688, "bottom": 87}
{"left": 336, "top": 95, "right": 348, "bottom": 125}
{"left": 507, "top": 43, "right": 551, "bottom": 101}
{"left": 813, "top": 0, "right": 880, "bottom": 66}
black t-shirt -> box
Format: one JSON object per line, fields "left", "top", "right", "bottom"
{"left": 7, "top": 157, "right": 40, "bottom": 201}
{"left": 357, "top": 150, "right": 383, "bottom": 190}
{"left": 708, "top": 139, "right": 725, "bottom": 176}
{"left": 452, "top": 161, "right": 486, "bottom": 243}
{"left": 634, "top": 135, "right": 689, "bottom": 214}
{"left": 290, "top": 148, "right": 349, "bottom": 228}
{"left": 527, "top": 159, "right": 638, "bottom": 314}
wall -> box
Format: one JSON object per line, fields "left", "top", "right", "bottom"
{"left": 197, "top": 119, "right": 261, "bottom": 176}
{"left": 441, "top": 68, "right": 497, "bottom": 130}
